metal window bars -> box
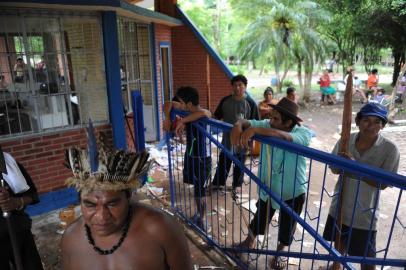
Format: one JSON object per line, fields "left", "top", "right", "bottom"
{"left": 0, "top": 10, "right": 105, "bottom": 138}
{"left": 166, "top": 110, "right": 406, "bottom": 270}
{"left": 117, "top": 17, "right": 154, "bottom": 112}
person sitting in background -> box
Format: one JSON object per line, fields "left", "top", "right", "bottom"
{"left": 286, "top": 87, "right": 297, "bottom": 103}
{"left": 258, "top": 87, "right": 278, "bottom": 119}
{"left": 367, "top": 69, "right": 379, "bottom": 98}
{"left": 373, "top": 88, "right": 386, "bottom": 104}
{"left": 319, "top": 69, "right": 337, "bottom": 105}
{"left": 344, "top": 70, "right": 368, "bottom": 103}
{"left": 396, "top": 72, "right": 406, "bottom": 103}
{"left": 13, "top": 58, "right": 26, "bottom": 83}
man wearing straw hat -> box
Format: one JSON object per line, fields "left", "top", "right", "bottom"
{"left": 231, "top": 97, "right": 312, "bottom": 269}
{"left": 61, "top": 126, "right": 192, "bottom": 269}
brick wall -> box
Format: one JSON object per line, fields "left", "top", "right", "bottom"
{"left": 1, "top": 124, "right": 112, "bottom": 193}
{"left": 154, "top": 1, "right": 232, "bottom": 113}
{"left": 171, "top": 25, "right": 231, "bottom": 113}
{"left": 153, "top": 22, "right": 231, "bottom": 138}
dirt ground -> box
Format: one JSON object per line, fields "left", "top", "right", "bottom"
{"left": 30, "top": 95, "right": 406, "bottom": 270}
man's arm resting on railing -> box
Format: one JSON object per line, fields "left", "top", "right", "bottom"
{"left": 174, "top": 109, "right": 211, "bottom": 136}
{"left": 237, "top": 125, "right": 293, "bottom": 149}
{"left": 252, "top": 127, "right": 293, "bottom": 141}
{"left": 178, "top": 109, "right": 211, "bottom": 124}
{"left": 231, "top": 119, "right": 252, "bottom": 146}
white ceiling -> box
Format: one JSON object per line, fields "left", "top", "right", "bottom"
{"left": 133, "top": 0, "right": 154, "bottom": 9}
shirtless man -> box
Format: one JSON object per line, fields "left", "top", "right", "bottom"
{"left": 61, "top": 138, "right": 192, "bottom": 269}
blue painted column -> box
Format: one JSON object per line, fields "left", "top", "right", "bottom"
{"left": 131, "top": 91, "right": 146, "bottom": 152}
{"left": 102, "top": 11, "right": 127, "bottom": 149}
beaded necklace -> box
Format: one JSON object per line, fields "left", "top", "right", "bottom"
{"left": 85, "top": 206, "right": 132, "bottom": 255}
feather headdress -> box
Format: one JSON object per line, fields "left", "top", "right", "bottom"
{"left": 64, "top": 120, "right": 152, "bottom": 193}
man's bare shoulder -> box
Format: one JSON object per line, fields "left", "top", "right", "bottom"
{"left": 132, "top": 203, "right": 182, "bottom": 237}
{"left": 61, "top": 217, "right": 84, "bottom": 248}
{"left": 131, "top": 203, "right": 192, "bottom": 269}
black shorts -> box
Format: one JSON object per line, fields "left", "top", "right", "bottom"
{"left": 183, "top": 155, "right": 212, "bottom": 198}
{"left": 249, "top": 194, "right": 305, "bottom": 246}
{"left": 323, "top": 215, "right": 376, "bottom": 257}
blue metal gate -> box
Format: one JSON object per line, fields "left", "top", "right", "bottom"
{"left": 166, "top": 110, "right": 406, "bottom": 270}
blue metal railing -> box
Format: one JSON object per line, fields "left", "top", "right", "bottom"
{"left": 166, "top": 110, "right": 406, "bottom": 270}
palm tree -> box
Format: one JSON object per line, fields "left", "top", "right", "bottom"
{"left": 235, "top": 0, "right": 329, "bottom": 100}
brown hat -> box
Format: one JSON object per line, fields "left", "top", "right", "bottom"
{"left": 270, "top": 97, "right": 302, "bottom": 123}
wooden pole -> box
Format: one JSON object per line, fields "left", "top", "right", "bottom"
{"left": 206, "top": 54, "right": 211, "bottom": 110}
{"left": 333, "top": 71, "right": 353, "bottom": 270}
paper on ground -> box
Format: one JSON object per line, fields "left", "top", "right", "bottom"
{"left": 313, "top": 200, "right": 327, "bottom": 208}
{"left": 148, "top": 186, "right": 164, "bottom": 196}
{"left": 213, "top": 207, "right": 230, "bottom": 216}
{"left": 241, "top": 199, "right": 257, "bottom": 214}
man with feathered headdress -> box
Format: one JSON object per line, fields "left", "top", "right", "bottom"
{"left": 61, "top": 122, "right": 192, "bottom": 269}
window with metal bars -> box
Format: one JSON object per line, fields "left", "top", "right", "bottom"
{"left": 117, "top": 17, "right": 154, "bottom": 112}
{"left": 0, "top": 9, "right": 109, "bottom": 138}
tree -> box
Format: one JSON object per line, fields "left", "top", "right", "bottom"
{"left": 318, "top": 0, "right": 406, "bottom": 84}
{"left": 317, "top": 0, "right": 364, "bottom": 77}
{"left": 234, "top": 0, "right": 328, "bottom": 100}
{"left": 178, "top": 0, "right": 241, "bottom": 61}
{"left": 356, "top": 2, "right": 406, "bottom": 85}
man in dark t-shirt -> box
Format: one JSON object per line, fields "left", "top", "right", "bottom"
{"left": 164, "top": 87, "right": 212, "bottom": 232}
{"left": 212, "top": 74, "right": 259, "bottom": 193}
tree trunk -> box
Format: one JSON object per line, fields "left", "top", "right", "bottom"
{"left": 392, "top": 49, "right": 405, "bottom": 87}
{"left": 303, "top": 71, "right": 312, "bottom": 102}
{"left": 259, "top": 64, "right": 265, "bottom": 76}
{"left": 302, "top": 56, "right": 314, "bottom": 102}
{"left": 297, "top": 61, "right": 303, "bottom": 92}
{"left": 274, "top": 62, "right": 282, "bottom": 93}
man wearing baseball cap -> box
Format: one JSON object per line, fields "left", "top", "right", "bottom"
{"left": 230, "top": 97, "right": 312, "bottom": 269}
{"left": 323, "top": 102, "right": 399, "bottom": 270}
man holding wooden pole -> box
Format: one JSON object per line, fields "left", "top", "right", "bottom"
{"left": 323, "top": 99, "right": 400, "bottom": 269}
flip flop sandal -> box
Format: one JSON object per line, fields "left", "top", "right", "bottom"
{"left": 270, "top": 256, "right": 288, "bottom": 270}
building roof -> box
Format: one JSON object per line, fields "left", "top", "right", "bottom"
{"left": 0, "top": 0, "right": 182, "bottom": 26}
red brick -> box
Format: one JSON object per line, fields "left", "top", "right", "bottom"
{"left": 52, "top": 137, "right": 70, "bottom": 145}
{"left": 2, "top": 140, "right": 22, "bottom": 147}
{"left": 43, "top": 133, "right": 60, "bottom": 140}
{"left": 33, "top": 141, "right": 52, "bottom": 147}
{"left": 25, "top": 148, "right": 42, "bottom": 155}
{"left": 22, "top": 137, "right": 38, "bottom": 144}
